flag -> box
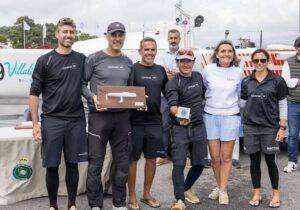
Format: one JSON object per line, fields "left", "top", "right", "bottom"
{"left": 23, "top": 21, "right": 30, "bottom": 31}
{"left": 42, "top": 23, "right": 47, "bottom": 38}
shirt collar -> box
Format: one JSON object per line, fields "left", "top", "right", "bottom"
{"left": 167, "top": 50, "right": 177, "bottom": 55}
{"left": 249, "top": 69, "right": 275, "bottom": 81}
{"left": 216, "top": 60, "right": 234, "bottom": 67}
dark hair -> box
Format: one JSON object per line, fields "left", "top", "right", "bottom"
{"left": 56, "top": 17, "right": 76, "bottom": 32}
{"left": 294, "top": 36, "right": 300, "bottom": 47}
{"left": 251, "top": 48, "right": 270, "bottom": 61}
{"left": 211, "top": 40, "right": 240, "bottom": 67}
{"left": 139, "top": 37, "right": 157, "bottom": 50}
{"left": 168, "top": 29, "right": 180, "bottom": 38}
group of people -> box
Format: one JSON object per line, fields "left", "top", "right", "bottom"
{"left": 28, "top": 17, "right": 299, "bottom": 210}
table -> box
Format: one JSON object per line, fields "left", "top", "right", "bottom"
{"left": 0, "top": 127, "right": 88, "bottom": 205}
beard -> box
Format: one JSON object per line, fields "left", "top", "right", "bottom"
{"left": 59, "top": 39, "right": 74, "bottom": 48}
{"left": 169, "top": 43, "right": 179, "bottom": 51}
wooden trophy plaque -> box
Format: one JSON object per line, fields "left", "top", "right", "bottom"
{"left": 97, "top": 86, "right": 146, "bottom": 109}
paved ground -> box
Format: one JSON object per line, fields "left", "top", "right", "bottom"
{"left": 1, "top": 146, "right": 299, "bottom": 210}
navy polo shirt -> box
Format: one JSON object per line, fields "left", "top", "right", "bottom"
{"left": 241, "top": 69, "right": 288, "bottom": 128}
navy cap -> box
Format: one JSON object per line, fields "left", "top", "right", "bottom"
{"left": 106, "top": 22, "right": 126, "bottom": 34}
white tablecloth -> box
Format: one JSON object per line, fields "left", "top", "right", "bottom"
{"left": 0, "top": 127, "right": 88, "bottom": 205}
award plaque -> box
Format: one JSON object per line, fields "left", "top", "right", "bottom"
{"left": 97, "top": 86, "right": 146, "bottom": 109}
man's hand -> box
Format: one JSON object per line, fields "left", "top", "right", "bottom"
{"left": 93, "top": 95, "right": 107, "bottom": 112}
{"left": 175, "top": 112, "right": 191, "bottom": 126}
{"left": 164, "top": 67, "right": 178, "bottom": 77}
{"left": 275, "top": 128, "right": 285, "bottom": 142}
{"left": 137, "top": 105, "right": 148, "bottom": 112}
{"left": 179, "top": 119, "right": 190, "bottom": 126}
{"left": 168, "top": 68, "right": 178, "bottom": 77}
{"left": 32, "top": 124, "right": 42, "bottom": 144}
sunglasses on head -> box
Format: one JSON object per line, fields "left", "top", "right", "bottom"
{"left": 178, "top": 49, "right": 194, "bottom": 56}
{"left": 252, "top": 58, "right": 268, "bottom": 64}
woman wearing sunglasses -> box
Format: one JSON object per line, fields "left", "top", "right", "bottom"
{"left": 240, "top": 49, "right": 288, "bottom": 208}
{"left": 201, "top": 40, "right": 244, "bottom": 205}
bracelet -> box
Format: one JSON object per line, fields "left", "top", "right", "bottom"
{"left": 279, "top": 125, "right": 287, "bottom": 130}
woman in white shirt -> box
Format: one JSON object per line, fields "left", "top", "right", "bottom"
{"left": 201, "top": 40, "right": 244, "bottom": 205}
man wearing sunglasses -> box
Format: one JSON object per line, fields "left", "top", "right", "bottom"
{"left": 281, "top": 37, "right": 300, "bottom": 173}
{"left": 29, "top": 18, "right": 87, "bottom": 210}
{"left": 82, "top": 22, "right": 133, "bottom": 210}
{"left": 165, "top": 49, "right": 207, "bottom": 210}
{"left": 155, "top": 29, "right": 181, "bottom": 166}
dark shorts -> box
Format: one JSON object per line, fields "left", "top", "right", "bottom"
{"left": 41, "top": 116, "right": 87, "bottom": 168}
{"left": 243, "top": 125, "right": 280, "bottom": 154}
{"left": 171, "top": 124, "right": 207, "bottom": 166}
{"left": 130, "top": 124, "right": 164, "bottom": 161}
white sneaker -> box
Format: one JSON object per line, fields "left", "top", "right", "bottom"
{"left": 219, "top": 191, "right": 229, "bottom": 205}
{"left": 208, "top": 187, "right": 219, "bottom": 200}
{"left": 92, "top": 207, "right": 101, "bottom": 210}
{"left": 283, "top": 161, "right": 297, "bottom": 173}
{"left": 112, "top": 205, "right": 127, "bottom": 210}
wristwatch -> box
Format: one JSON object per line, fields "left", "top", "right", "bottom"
{"left": 279, "top": 125, "right": 287, "bottom": 130}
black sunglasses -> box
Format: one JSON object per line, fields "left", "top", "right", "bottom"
{"left": 252, "top": 59, "right": 268, "bottom": 64}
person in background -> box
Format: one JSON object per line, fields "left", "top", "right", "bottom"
{"left": 82, "top": 22, "right": 133, "bottom": 210}
{"left": 128, "top": 37, "right": 168, "bottom": 210}
{"left": 166, "top": 49, "right": 207, "bottom": 210}
{"left": 201, "top": 40, "right": 244, "bottom": 205}
{"left": 29, "top": 17, "right": 87, "bottom": 210}
{"left": 155, "top": 29, "right": 180, "bottom": 166}
{"left": 241, "top": 48, "right": 288, "bottom": 208}
{"left": 281, "top": 36, "right": 300, "bottom": 173}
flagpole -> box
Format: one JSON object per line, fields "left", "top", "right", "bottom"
{"left": 23, "top": 24, "right": 25, "bottom": 49}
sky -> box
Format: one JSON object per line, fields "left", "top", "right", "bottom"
{"left": 0, "top": 0, "right": 299, "bottom": 48}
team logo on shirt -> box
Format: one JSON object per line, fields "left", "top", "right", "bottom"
{"left": 187, "top": 82, "right": 199, "bottom": 89}
{"left": 12, "top": 157, "right": 33, "bottom": 180}
{"left": 62, "top": 63, "right": 77, "bottom": 70}
{"left": 227, "top": 77, "right": 236, "bottom": 81}
{"left": 141, "top": 75, "right": 157, "bottom": 80}
{"left": 251, "top": 93, "right": 266, "bottom": 99}
{"left": 107, "top": 65, "right": 125, "bottom": 70}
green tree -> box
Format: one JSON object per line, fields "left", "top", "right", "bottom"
{"left": 9, "top": 16, "right": 35, "bottom": 48}
{"left": 0, "top": 16, "right": 98, "bottom": 48}
{"left": 77, "top": 31, "right": 98, "bottom": 41}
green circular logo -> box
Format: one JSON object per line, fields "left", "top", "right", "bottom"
{"left": 13, "top": 164, "right": 33, "bottom": 180}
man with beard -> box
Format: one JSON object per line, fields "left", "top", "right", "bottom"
{"left": 82, "top": 22, "right": 133, "bottom": 210}
{"left": 128, "top": 37, "right": 168, "bottom": 210}
{"left": 29, "top": 17, "right": 87, "bottom": 210}
{"left": 155, "top": 29, "right": 181, "bottom": 166}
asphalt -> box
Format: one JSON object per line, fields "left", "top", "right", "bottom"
{"left": 1, "top": 146, "right": 299, "bottom": 210}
